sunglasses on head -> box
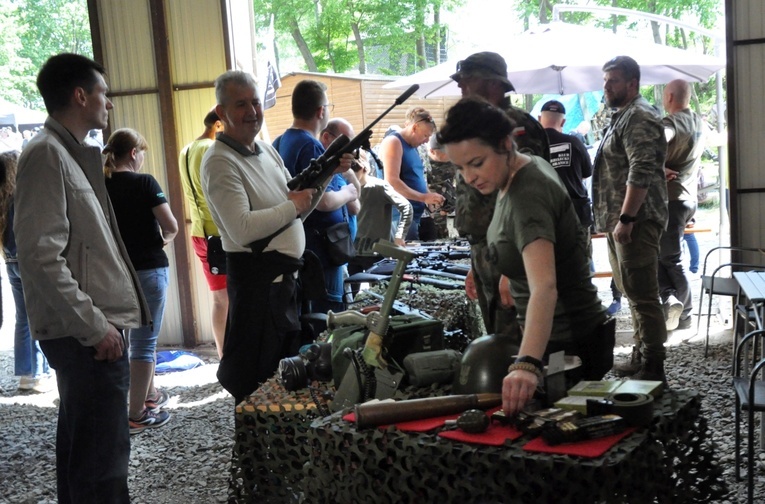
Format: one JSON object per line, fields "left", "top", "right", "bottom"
{"left": 415, "top": 115, "right": 435, "bottom": 126}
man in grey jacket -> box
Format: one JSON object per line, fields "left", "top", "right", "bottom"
{"left": 15, "top": 53, "right": 148, "bottom": 504}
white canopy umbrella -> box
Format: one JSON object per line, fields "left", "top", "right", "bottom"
{"left": 0, "top": 98, "right": 47, "bottom": 130}
{"left": 384, "top": 21, "right": 725, "bottom": 97}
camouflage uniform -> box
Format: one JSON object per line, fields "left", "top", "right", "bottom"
{"left": 592, "top": 95, "right": 668, "bottom": 360}
{"left": 455, "top": 98, "right": 550, "bottom": 336}
{"left": 427, "top": 159, "right": 457, "bottom": 239}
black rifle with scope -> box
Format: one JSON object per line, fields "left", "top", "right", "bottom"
{"left": 287, "top": 84, "right": 420, "bottom": 192}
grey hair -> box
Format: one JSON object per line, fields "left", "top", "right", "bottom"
{"left": 214, "top": 70, "right": 258, "bottom": 105}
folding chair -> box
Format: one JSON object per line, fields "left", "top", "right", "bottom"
{"left": 696, "top": 246, "right": 765, "bottom": 357}
{"left": 733, "top": 329, "right": 765, "bottom": 504}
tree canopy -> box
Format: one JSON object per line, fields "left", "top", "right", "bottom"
{"left": 0, "top": 0, "right": 92, "bottom": 111}
{"left": 253, "top": 0, "right": 464, "bottom": 75}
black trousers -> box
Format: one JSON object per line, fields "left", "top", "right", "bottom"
{"left": 217, "top": 251, "right": 302, "bottom": 404}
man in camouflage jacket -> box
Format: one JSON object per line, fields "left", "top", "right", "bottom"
{"left": 425, "top": 134, "right": 457, "bottom": 239}
{"left": 450, "top": 51, "right": 550, "bottom": 338}
{"left": 593, "top": 56, "right": 668, "bottom": 382}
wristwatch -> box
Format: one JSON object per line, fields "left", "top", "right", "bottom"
{"left": 619, "top": 213, "right": 637, "bottom": 225}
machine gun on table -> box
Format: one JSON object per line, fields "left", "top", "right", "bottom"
{"left": 354, "top": 251, "right": 470, "bottom": 290}
{"left": 404, "top": 239, "right": 472, "bottom": 261}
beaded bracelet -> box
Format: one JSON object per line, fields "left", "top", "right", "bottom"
{"left": 507, "top": 362, "right": 545, "bottom": 382}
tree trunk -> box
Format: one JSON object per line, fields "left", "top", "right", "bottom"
{"left": 351, "top": 21, "right": 366, "bottom": 74}
{"left": 414, "top": 6, "right": 426, "bottom": 70}
{"left": 539, "top": 0, "right": 551, "bottom": 24}
{"left": 290, "top": 20, "right": 318, "bottom": 72}
{"left": 433, "top": 6, "right": 441, "bottom": 64}
{"left": 416, "top": 35, "right": 426, "bottom": 70}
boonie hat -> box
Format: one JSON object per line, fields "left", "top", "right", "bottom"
{"left": 541, "top": 100, "right": 566, "bottom": 114}
{"left": 451, "top": 52, "right": 515, "bottom": 92}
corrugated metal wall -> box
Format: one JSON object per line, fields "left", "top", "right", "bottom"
{"left": 727, "top": 0, "right": 765, "bottom": 259}
{"left": 266, "top": 73, "right": 457, "bottom": 148}
{"left": 167, "top": 0, "right": 228, "bottom": 347}
{"left": 96, "top": 1, "right": 184, "bottom": 345}
{"left": 92, "top": 0, "right": 249, "bottom": 347}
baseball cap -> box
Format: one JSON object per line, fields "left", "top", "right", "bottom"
{"left": 451, "top": 52, "right": 515, "bottom": 92}
{"left": 541, "top": 100, "right": 566, "bottom": 114}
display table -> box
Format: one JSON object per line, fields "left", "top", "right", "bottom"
{"left": 303, "top": 390, "right": 727, "bottom": 503}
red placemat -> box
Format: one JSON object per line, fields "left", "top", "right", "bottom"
{"left": 522, "top": 427, "right": 637, "bottom": 458}
{"left": 438, "top": 422, "right": 524, "bottom": 446}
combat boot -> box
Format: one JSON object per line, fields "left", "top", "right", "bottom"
{"left": 612, "top": 346, "right": 642, "bottom": 377}
{"left": 632, "top": 358, "right": 667, "bottom": 386}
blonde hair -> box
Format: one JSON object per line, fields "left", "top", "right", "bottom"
{"left": 103, "top": 128, "right": 148, "bottom": 177}
{"left": 405, "top": 107, "right": 434, "bottom": 126}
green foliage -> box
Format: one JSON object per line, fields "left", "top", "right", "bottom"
{"left": 0, "top": 0, "right": 92, "bottom": 111}
{"left": 254, "top": 0, "right": 464, "bottom": 74}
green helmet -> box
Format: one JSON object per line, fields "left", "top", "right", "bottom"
{"left": 452, "top": 334, "right": 519, "bottom": 395}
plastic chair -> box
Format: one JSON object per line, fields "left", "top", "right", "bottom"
{"left": 696, "top": 246, "right": 765, "bottom": 357}
{"left": 732, "top": 329, "right": 765, "bottom": 503}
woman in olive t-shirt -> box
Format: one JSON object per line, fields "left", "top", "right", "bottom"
{"left": 438, "top": 98, "right": 610, "bottom": 415}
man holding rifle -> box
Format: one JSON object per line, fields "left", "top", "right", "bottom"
{"left": 450, "top": 51, "right": 549, "bottom": 337}
{"left": 201, "top": 71, "right": 351, "bottom": 403}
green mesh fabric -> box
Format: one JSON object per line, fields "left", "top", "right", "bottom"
{"left": 231, "top": 385, "right": 725, "bottom": 503}
{"left": 302, "top": 389, "right": 725, "bottom": 503}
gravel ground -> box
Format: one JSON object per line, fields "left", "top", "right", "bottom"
{"left": 0, "top": 345, "right": 232, "bottom": 504}
{"left": 3, "top": 207, "right": 762, "bottom": 503}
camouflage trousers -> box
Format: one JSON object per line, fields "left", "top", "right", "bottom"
{"left": 607, "top": 220, "right": 667, "bottom": 360}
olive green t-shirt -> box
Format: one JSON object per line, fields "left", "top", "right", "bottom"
{"left": 486, "top": 156, "right": 606, "bottom": 343}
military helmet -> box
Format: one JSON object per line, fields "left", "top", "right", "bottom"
{"left": 452, "top": 333, "right": 519, "bottom": 395}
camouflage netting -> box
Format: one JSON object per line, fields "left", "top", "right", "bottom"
{"left": 228, "top": 278, "right": 727, "bottom": 503}
{"left": 230, "top": 381, "right": 726, "bottom": 503}
{"left": 228, "top": 378, "right": 332, "bottom": 503}
{"left": 303, "top": 389, "right": 727, "bottom": 504}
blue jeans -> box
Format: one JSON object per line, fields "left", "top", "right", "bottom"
{"left": 40, "top": 336, "right": 130, "bottom": 503}
{"left": 683, "top": 233, "right": 700, "bottom": 273}
{"left": 129, "top": 267, "right": 169, "bottom": 362}
{"left": 8, "top": 261, "right": 49, "bottom": 377}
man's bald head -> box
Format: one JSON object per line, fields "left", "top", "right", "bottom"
{"left": 320, "top": 117, "right": 355, "bottom": 149}
{"left": 663, "top": 79, "right": 691, "bottom": 113}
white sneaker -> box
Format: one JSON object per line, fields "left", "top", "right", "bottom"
{"left": 665, "top": 295, "right": 683, "bottom": 331}
{"left": 19, "top": 375, "right": 54, "bottom": 393}
{"left": 18, "top": 375, "right": 35, "bottom": 390}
